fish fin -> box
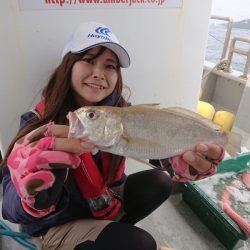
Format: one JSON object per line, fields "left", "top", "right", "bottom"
{"left": 121, "top": 130, "right": 130, "bottom": 142}
{"left": 120, "top": 135, "right": 166, "bottom": 158}
{"left": 129, "top": 157, "right": 160, "bottom": 169}
{"left": 225, "top": 131, "right": 242, "bottom": 158}
{"left": 165, "top": 107, "right": 222, "bottom": 130}
{"left": 122, "top": 135, "right": 164, "bottom": 149}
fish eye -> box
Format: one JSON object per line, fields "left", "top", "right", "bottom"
{"left": 86, "top": 110, "right": 99, "bottom": 120}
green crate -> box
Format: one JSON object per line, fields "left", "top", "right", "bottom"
{"left": 182, "top": 153, "right": 250, "bottom": 250}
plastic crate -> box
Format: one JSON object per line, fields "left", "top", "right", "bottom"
{"left": 182, "top": 153, "right": 250, "bottom": 250}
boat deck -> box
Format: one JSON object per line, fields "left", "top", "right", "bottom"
{"left": 0, "top": 195, "right": 226, "bottom": 250}
{"left": 0, "top": 160, "right": 248, "bottom": 250}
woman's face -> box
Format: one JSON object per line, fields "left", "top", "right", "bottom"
{"left": 71, "top": 46, "right": 119, "bottom": 106}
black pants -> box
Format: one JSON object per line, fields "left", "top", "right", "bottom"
{"left": 75, "top": 169, "right": 173, "bottom": 250}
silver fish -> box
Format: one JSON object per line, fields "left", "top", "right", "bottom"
{"left": 67, "top": 104, "right": 241, "bottom": 159}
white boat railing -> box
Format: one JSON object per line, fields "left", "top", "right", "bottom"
{"left": 210, "top": 15, "right": 250, "bottom": 80}
{"left": 225, "top": 37, "right": 250, "bottom": 80}
{"left": 210, "top": 15, "right": 233, "bottom": 60}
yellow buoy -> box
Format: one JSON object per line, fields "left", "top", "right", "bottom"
{"left": 197, "top": 101, "right": 215, "bottom": 120}
{"left": 213, "top": 111, "right": 235, "bottom": 132}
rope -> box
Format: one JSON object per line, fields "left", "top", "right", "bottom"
{"left": 208, "top": 32, "right": 224, "bottom": 45}
{"left": 202, "top": 58, "right": 228, "bottom": 80}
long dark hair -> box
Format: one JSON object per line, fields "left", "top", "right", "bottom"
{"left": 1, "top": 47, "right": 129, "bottom": 183}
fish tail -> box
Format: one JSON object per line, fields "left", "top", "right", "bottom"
{"left": 225, "top": 131, "right": 242, "bottom": 158}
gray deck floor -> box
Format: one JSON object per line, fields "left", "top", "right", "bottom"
{"left": 126, "top": 160, "right": 227, "bottom": 250}
{"left": 1, "top": 159, "right": 248, "bottom": 250}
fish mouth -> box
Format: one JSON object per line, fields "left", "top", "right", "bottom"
{"left": 68, "top": 111, "right": 88, "bottom": 140}
{"left": 84, "top": 82, "right": 106, "bottom": 90}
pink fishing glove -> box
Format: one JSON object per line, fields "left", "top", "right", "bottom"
{"left": 162, "top": 147, "right": 225, "bottom": 182}
{"left": 7, "top": 122, "right": 81, "bottom": 217}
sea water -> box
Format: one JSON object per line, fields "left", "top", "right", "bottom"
{"left": 206, "top": 23, "right": 250, "bottom": 73}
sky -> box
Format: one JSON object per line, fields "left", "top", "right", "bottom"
{"left": 211, "top": 0, "right": 250, "bottom": 21}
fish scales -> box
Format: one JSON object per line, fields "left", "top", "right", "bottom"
{"left": 114, "top": 106, "right": 225, "bottom": 159}
{"left": 68, "top": 105, "right": 241, "bottom": 159}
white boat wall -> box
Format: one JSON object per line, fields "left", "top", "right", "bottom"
{"left": 203, "top": 60, "right": 250, "bottom": 152}
{"left": 0, "top": 0, "right": 212, "bottom": 156}
{"left": 202, "top": 16, "right": 250, "bottom": 153}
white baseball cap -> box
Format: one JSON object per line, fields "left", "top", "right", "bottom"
{"left": 62, "top": 21, "right": 130, "bottom": 68}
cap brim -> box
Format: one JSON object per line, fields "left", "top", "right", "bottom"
{"left": 71, "top": 42, "right": 130, "bottom": 68}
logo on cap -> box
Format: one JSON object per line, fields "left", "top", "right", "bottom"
{"left": 87, "top": 26, "right": 112, "bottom": 42}
{"left": 95, "top": 27, "right": 111, "bottom": 37}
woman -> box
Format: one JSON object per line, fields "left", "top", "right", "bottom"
{"left": 1, "top": 21, "right": 224, "bottom": 250}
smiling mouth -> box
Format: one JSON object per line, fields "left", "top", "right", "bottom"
{"left": 85, "top": 83, "right": 106, "bottom": 90}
